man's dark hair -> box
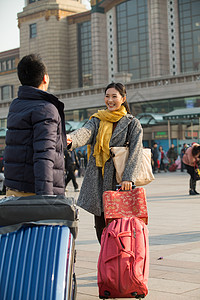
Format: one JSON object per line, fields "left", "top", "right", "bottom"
{"left": 17, "top": 54, "right": 48, "bottom": 88}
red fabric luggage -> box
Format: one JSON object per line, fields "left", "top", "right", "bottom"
{"left": 169, "top": 163, "right": 177, "bottom": 172}
{"left": 103, "top": 187, "right": 148, "bottom": 225}
{"left": 98, "top": 217, "right": 149, "bottom": 299}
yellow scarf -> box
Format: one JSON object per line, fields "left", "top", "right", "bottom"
{"left": 88, "top": 105, "right": 127, "bottom": 176}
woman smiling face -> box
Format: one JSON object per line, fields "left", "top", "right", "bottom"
{"left": 104, "top": 87, "right": 125, "bottom": 111}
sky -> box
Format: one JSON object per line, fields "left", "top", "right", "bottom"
{"left": 0, "top": 0, "right": 91, "bottom": 53}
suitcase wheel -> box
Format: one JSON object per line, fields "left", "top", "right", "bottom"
{"left": 135, "top": 294, "right": 145, "bottom": 299}
{"left": 99, "top": 292, "right": 145, "bottom": 299}
{"left": 99, "top": 290, "right": 110, "bottom": 299}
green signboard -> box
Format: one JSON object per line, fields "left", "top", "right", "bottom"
{"left": 154, "top": 131, "right": 168, "bottom": 139}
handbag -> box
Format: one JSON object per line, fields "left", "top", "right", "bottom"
{"left": 163, "top": 157, "right": 169, "bottom": 164}
{"left": 110, "top": 147, "right": 155, "bottom": 186}
{"left": 110, "top": 145, "right": 129, "bottom": 183}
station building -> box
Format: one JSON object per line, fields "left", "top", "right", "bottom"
{"left": 0, "top": 0, "right": 200, "bottom": 152}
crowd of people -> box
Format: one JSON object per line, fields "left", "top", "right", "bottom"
{"left": 151, "top": 142, "right": 186, "bottom": 174}
{"left": 66, "top": 141, "right": 200, "bottom": 198}
{"left": 151, "top": 142, "right": 200, "bottom": 195}
{"left": 65, "top": 139, "right": 200, "bottom": 197}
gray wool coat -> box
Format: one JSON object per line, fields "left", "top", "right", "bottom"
{"left": 70, "top": 114, "right": 143, "bottom": 216}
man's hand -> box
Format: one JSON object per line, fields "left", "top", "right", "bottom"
{"left": 66, "top": 135, "right": 72, "bottom": 146}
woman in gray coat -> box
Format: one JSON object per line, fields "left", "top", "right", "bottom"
{"left": 69, "top": 83, "right": 143, "bottom": 243}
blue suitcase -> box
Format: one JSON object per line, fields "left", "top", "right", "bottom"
{"left": 0, "top": 224, "right": 76, "bottom": 300}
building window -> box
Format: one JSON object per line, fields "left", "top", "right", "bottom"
{"left": 30, "top": 23, "right": 37, "bottom": 38}
{"left": 0, "top": 119, "right": 7, "bottom": 128}
{"left": 0, "top": 58, "right": 15, "bottom": 73}
{"left": 1, "top": 61, "right": 6, "bottom": 72}
{"left": 130, "top": 95, "right": 200, "bottom": 116}
{"left": 168, "top": 0, "right": 178, "bottom": 75}
{"left": 179, "top": 0, "right": 200, "bottom": 72}
{"left": 116, "top": 0, "right": 150, "bottom": 80}
{"left": 1, "top": 86, "right": 13, "bottom": 100}
{"left": 107, "top": 11, "right": 115, "bottom": 82}
{"left": 78, "top": 21, "right": 93, "bottom": 88}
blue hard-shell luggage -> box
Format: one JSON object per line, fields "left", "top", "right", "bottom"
{"left": 0, "top": 195, "right": 78, "bottom": 300}
{"left": 0, "top": 224, "right": 76, "bottom": 300}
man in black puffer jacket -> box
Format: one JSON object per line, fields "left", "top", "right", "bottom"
{"left": 4, "top": 54, "right": 66, "bottom": 196}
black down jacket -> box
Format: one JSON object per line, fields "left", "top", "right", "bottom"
{"left": 4, "top": 85, "right": 66, "bottom": 195}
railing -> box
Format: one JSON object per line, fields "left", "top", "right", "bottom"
{"left": 0, "top": 72, "right": 199, "bottom": 109}
{"left": 55, "top": 72, "right": 200, "bottom": 99}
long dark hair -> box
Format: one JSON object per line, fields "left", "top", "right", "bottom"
{"left": 104, "top": 82, "right": 131, "bottom": 114}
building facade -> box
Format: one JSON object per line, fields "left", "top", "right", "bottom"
{"left": 0, "top": 0, "right": 200, "bottom": 151}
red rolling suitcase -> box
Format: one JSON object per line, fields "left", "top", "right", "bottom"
{"left": 98, "top": 217, "right": 149, "bottom": 299}
{"left": 103, "top": 187, "right": 148, "bottom": 225}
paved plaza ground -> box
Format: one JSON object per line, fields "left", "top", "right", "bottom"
{"left": 66, "top": 170, "right": 200, "bottom": 300}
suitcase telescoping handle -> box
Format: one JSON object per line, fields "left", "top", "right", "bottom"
{"left": 116, "top": 184, "right": 136, "bottom": 191}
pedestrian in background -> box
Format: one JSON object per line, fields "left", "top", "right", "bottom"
{"left": 158, "top": 146, "right": 168, "bottom": 172}
{"left": 151, "top": 142, "right": 159, "bottom": 173}
{"left": 182, "top": 143, "right": 200, "bottom": 195}
{"left": 167, "top": 144, "right": 178, "bottom": 165}
{"left": 64, "top": 149, "right": 80, "bottom": 192}
{"left": 77, "top": 150, "right": 84, "bottom": 177}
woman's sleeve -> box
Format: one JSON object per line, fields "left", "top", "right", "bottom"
{"left": 70, "top": 118, "right": 97, "bottom": 149}
{"left": 122, "top": 118, "right": 143, "bottom": 183}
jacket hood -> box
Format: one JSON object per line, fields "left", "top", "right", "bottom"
{"left": 18, "top": 85, "right": 62, "bottom": 107}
